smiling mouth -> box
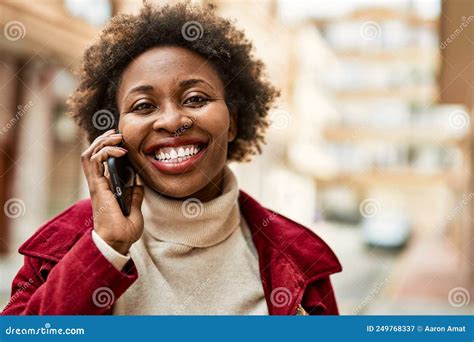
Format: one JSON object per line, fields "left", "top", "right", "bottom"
{"left": 149, "top": 143, "right": 208, "bottom": 164}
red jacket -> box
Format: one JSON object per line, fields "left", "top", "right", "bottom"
{"left": 1, "top": 191, "right": 342, "bottom": 315}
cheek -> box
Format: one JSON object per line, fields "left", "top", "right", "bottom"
{"left": 118, "top": 115, "right": 148, "bottom": 152}
{"left": 197, "top": 103, "right": 230, "bottom": 145}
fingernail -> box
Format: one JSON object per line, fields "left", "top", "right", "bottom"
{"left": 118, "top": 147, "right": 128, "bottom": 152}
{"left": 115, "top": 129, "right": 122, "bottom": 134}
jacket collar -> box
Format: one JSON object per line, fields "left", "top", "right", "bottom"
{"left": 238, "top": 190, "right": 342, "bottom": 314}
{"left": 19, "top": 191, "right": 342, "bottom": 314}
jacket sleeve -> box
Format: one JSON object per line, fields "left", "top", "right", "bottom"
{"left": 1, "top": 230, "right": 137, "bottom": 315}
{"left": 302, "top": 276, "right": 340, "bottom": 315}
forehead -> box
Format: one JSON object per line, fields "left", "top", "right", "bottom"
{"left": 118, "top": 46, "right": 223, "bottom": 93}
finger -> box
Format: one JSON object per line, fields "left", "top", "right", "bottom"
{"left": 87, "top": 129, "right": 116, "bottom": 151}
{"left": 85, "top": 134, "right": 123, "bottom": 167}
{"left": 91, "top": 134, "right": 124, "bottom": 156}
{"left": 81, "top": 130, "right": 118, "bottom": 176}
{"left": 90, "top": 146, "right": 127, "bottom": 164}
{"left": 129, "top": 185, "right": 144, "bottom": 214}
{"left": 82, "top": 130, "right": 121, "bottom": 160}
{"left": 104, "top": 161, "right": 110, "bottom": 178}
{"left": 90, "top": 146, "right": 127, "bottom": 177}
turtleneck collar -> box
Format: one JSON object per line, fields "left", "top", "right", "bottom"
{"left": 140, "top": 165, "right": 240, "bottom": 248}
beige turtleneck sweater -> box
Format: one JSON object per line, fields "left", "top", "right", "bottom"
{"left": 92, "top": 166, "right": 268, "bottom": 315}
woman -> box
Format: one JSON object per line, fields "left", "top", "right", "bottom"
{"left": 2, "top": 3, "right": 341, "bottom": 315}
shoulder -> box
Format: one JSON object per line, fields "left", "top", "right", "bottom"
{"left": 18, "top": 199, "right": 93, "bottom": 262}
{"left": 238, "top": 190, "right": 342, "bottom": 278}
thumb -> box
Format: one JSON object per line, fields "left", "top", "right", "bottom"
{"left": 130, "top": 185, "right": 144, "bottom": 213}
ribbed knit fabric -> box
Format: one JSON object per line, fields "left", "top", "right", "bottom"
{"left": 112, "top": 166, "right": 268, "bottom": 315}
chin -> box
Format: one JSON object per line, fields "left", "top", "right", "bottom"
{"left": 147, "top": 175, "right": 205, "bottom": 199}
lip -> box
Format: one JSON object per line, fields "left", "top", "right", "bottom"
{"left": 147, "top": 145, "right": 208, "bottom": 174}
{"left": 144, "top": 137, "right": 209, "bottom": 175}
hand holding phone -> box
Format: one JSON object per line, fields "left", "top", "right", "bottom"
{"left": 80, "top": 129, "right": 144, "bottom": 254}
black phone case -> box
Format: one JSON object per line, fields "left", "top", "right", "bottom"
{"left": 107, "top": 155, "right": 134, "bottom": 216}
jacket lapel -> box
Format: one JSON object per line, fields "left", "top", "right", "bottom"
{"left": 238, "top": 190, "right": 342, "bottom": 315}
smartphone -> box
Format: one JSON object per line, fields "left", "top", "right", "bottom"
{"left": 107, "top": 151, "right": 135, "bottom": 216}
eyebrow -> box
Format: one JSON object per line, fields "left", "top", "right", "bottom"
{"left": 179, "top": 78, "right": 215, "bottom": 90}
{"left": 121, "top": 84, "right": 154, "bottom": 107}
{"left": 126, "top": 84, "right": 154, "bottom": 97}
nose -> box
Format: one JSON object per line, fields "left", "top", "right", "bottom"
{"left": 152, "top": 101, "right": 192, "bottom": 135}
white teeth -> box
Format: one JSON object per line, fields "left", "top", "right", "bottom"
{"left": 153, "top": 144, "right": 204, "bottom": 162}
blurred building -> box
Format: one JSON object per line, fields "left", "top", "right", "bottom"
{"left": 0, "top": 0, "right": 100, "bottom": 301}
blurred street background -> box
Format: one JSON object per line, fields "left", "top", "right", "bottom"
{"left": 0, "top": 0, "right": 473, "bottom": 314}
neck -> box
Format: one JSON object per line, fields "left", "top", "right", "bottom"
{"left": 141, "top": 165, "right": 241, "bottom": 247}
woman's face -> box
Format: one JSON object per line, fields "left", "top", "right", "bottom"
{"left": 116, "top": 46, "right": 236, "bottom": 201}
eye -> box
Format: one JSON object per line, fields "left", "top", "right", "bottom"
{"left": 184, "top": 95, "right": 210, "bottom": 108}
{"left": 132, "top": 102, "right": 157, "bottom": 112}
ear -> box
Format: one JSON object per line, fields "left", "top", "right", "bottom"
{"left": 227, "top": 112, "right": 237, "bottom": 142}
